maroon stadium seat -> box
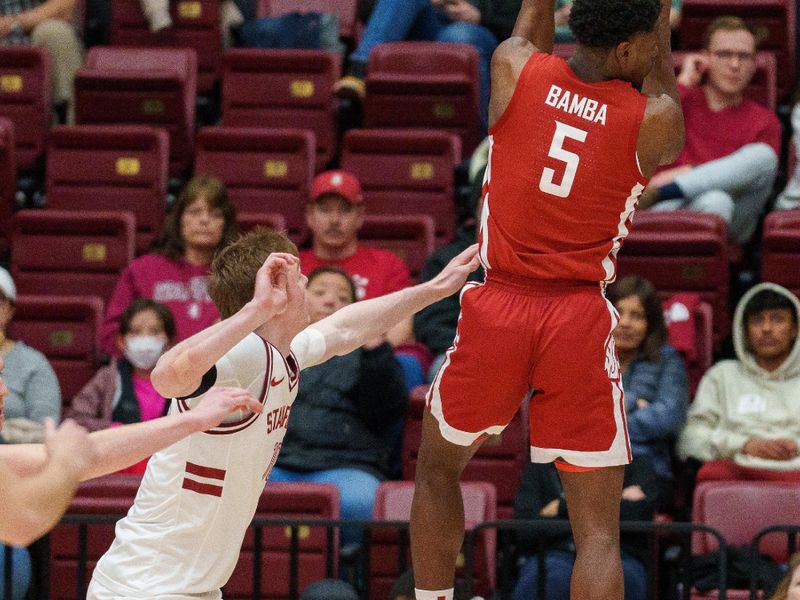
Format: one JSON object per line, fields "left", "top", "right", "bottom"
{"left": 8, "top": 295, "right": 103, "bottom": 402}
{"left": 0, "top": 117, "right": 15, "bottom": 256}
{"left": 0, "top": 47, "right": 50, "bottom": 170}
{"left": 617, "top": 211, "right": 730, "bottom": 344}
{"left": 224, "top": 482, "right": 339, "bottom": 600}
{"left": 364, "top": 42, "right": 482, "bottom": 158}
{"left": 110, "top": 0, "right": 221, "bottom": 94}
{"left": 662, "top": 297, "right": 714, "bottom": 396}
{"left": 341, "top": 128, "right": 460, "bottom": 245}
{"left": 359, "top": 215, "right": 436, "bottom": 280}
{"left": 222, "top": 49, "right": 339, "bottom": 172}
{"left": 371, "top": 481, "right": 496, "bottom": 599}
{"left": 195, "top": 126, "right": 315, "bottom": 242}
{"left": 761, "top": 210, "right": 800, "bottom": 299}
{"left": 237, "top": 212, "right": 289, "bottom": 234}
{"left": 11, "top": 210, "right": 135, "bottom": 304}
{"left": 259, "top": 0, "right": 360, "bottom": 43}
{"left": 46, "top": 125, "right": 169, "bottom": 254}
{"left": 678, "top": 0, "right": 795, "bottom": 98}
{"left": 74, "top": 47, "right": 197, "bottom": 177}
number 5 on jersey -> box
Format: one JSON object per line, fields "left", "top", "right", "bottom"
{"left": 539, "top": 121, "right": 588, "bottom": 198}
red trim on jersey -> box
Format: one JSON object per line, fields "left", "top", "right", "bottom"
{"left": 269, "top": 341, "right": 300, "bottom": 391}
{"left": 182, "top": 477, "right": 223, "bottom": 497}
{"left": 185, "top": 462, "right": 226, "bottom": 481}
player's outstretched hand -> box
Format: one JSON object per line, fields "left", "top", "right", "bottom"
{"left": 44, "top": 418, "right": 96, "bottom": 479}
{"left": 252, "top": 253, "right": 298, "bottom": 320}
{"left": 429, "top": 244, "right": 480, "bottom": 298}
{"left": 190, "top": 386, "right": 263, "bottom": 431}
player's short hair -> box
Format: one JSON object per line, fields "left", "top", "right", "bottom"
{"left": 744, "top": 289, "right": 798, "bottom": 326}
{"left": 569, "top": 0, "right": 660, "bottom": 49}
{"left": 119, "top": 298, "right": 177, "bottom": 342}
{"left": 307, "top": 266, "right": 357, "bottom": 304}
{"left": 606, "top": 275, "right": 667, "bottom": 363}
{"left": 702, "top": 16, "right": 758, "bottom": 49}
{"left": 209, "top": 227, "right": 299, "bottom": 319}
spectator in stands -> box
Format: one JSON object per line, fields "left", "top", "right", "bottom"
{"left": 0, "top": 0, "right": 83, "bottom": 123}
{"left": 677, "top": 283, "right": 800, "bottom": 482}
{"left": 512, "top": 456, "right": 656, "bottom": 600}
{"left": 553, "top": 0, "right": 681, "bottom": 42}
{"left": 641, "top": 16, "right": 781, "bottom": 244}
{"left": 769, "top": 553, "right": 800, "bottom": 600}
{"left": 137, "top": 0, "right": 255, "bottom": 48}
{"left": 775, "top": 97, "right": 800, "bottom": 211}
{"left": 334, "top": 0, "right": 520, "bottom": 129}
{"left": 100, "top": 176, "right": 238, "bottom": 356}
{"left": 0, "top": 267, "right": 60, "bottom": 444}
{"left": 300, "top": 170, "right": 422, "bottom": 386}
{"left": 270, "top": 266, "right": 408, "bottom": 547}
{"left": 67, "top": 299, "right": 175, "bottom": 473}
{"left": 607, "top": 275, "right": 689, "bottom": 506}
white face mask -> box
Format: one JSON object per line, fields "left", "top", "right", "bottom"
{"left": 124, "top": 336, "right": 166, "bottom": 370}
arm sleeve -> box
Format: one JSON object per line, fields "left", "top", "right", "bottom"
{"left": 627, "top": 351, "right": 689, "bottom": 443}
{"left": 64, "top": 368, "right": 112, "bottom": 431}
{"left": 291, "top": 328, "right": 327, "bottom": 371}
{"left": 100, "top": 265, "right": 138, "bottom": 356}
{"left": 354, "top": 343, "right": 408, "bottom": 428}
{"left": 26, "top": 354, "right": 61, "bottom": 424}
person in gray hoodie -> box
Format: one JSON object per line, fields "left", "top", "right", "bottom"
{"left": 677, "top": 282, "right": 800, "bottom": 481}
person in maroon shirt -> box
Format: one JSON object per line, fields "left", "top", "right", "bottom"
{"left": 641, "top": 16, "right": 781, "bottom": 244}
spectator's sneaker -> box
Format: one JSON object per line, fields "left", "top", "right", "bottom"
{"left": 334, "top": 75, "right": 365, "bottom": 102}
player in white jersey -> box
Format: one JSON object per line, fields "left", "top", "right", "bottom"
{"left": 88, "top": 227, "right": 480, "bottom": 600}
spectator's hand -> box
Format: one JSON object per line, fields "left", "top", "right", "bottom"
{"left": 743, "top": 437, "right": 799, "bottom": 461}
{"left": 622, "top": 485, "right": 646, "bottom": 501}
{"left": 539, "top": 498, "right": 560, "bottom": 517}
{"left": 648, "top": 164, "right": 692, "bottom": 188}
{"left": 250, "top": 253, "right": 297, "bottom": 321}
{"left": 44, "top": 418, "right": 95, "bottom": 479}
{"left": 444, "top": 0, "right": 480, "bottom": 24}
{"left": 635, "top": 398, "right": 650, "bottom": 409}
{"left": 430, "top": 0, "right": 447, "bottom": 8}
{"left": 190, "top": 386, "right": 263, "bottom": 430}
{"left": 677, "top": 54, "right": 707, "bottom": 88}
{"left": 554, "top": 3, "right": 572, "bottom": 26}
{"left": 429, "top": 244, "right": 480, "bottom": 298}
{"left": 0, "top": 16, "right": 15, "bottom": 38}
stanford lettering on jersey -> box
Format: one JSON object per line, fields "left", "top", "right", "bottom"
{"left": 266, "top": 405, "right": 291, "bottom": 434}
{"left": 545, "top": 84, "right": 608, "bottom": 125}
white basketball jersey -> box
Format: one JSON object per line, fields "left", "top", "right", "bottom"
{"left": 90, "top": 329, "right": 326, "bottom": 597}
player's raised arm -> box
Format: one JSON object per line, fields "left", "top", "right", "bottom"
{"left": 510, "top": 0, "right": 556, "bottom": 53}
{"left": 307, "top": 245, "right": 480, "bottom": 364}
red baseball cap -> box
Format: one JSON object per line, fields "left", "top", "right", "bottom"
{"left": 309, "top": 170, "right": 363, "bottom": 205}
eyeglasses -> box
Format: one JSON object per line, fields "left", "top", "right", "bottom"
{"left": 710, "top": 50, "right": 756, "bottom": 63}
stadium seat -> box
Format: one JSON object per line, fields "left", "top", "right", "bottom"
{"left": 690, "top": 481, "right": 800, "bottom": 599}
{"left": 359, "top": 215, "right": 436, "bottom": 280}
{"left": 11, "top": 210, "right": 136, "bottom": 305}
{"left": 224, "top": 482, "right": 339, "bottom": 600}
{"left": 364, "top": 42, "right": 482, "bottom": 158}
{"left": 0, "top": 117, "right": 15, "bottom": 256}
{"left": 48, "top": 474, "right": 142, "bottom": 600}
{"left": 237, "top": 212, "right": 289, "bottom": 234}
{"left": 617, "top": 211, "right": 730, "bottom": 344}
{"left": 74, "top": 47, "right": 197, "bottom": 177}
{"left": 8, "top": 295, "right": 103, "bottom": 402}
{"left": 46, "top": 125, "right": 169, "bottom": 254}
{"left": 663, "top": 297, "right": 714, "bottom": 395}
{"left": 341, "top": 128, "right": 461, "bottom": 245}
{"left": 761, "top": 210, "right": 800, "bottom": 299}
{"left": 0, "top": 47, "right": 50, "bottom": 170}
{"left": 221, "top": 49, "right": 339, "bottom": 172}
{"left": 259, "top": 0, "right": 360, "bottom": 43}
{"left": 110, "top": 0, "right": 221, "bottom": 94}
{"left": 673, "top": 51, "right": 777, "bottom": 110}
{"left": 401, "top": 386, "right": 526, "bottom": 520}
{"left": 678, "top": 0, "right": 795, "bottom": 98}
{"left": 195, "top": 127, "right": 315, "bottom": 242}
{"left": 370, "top": 481, "right": 496, "bottom": 599}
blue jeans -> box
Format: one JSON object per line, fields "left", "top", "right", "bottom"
{"left": 0, "top": 546, "right": 31, "bottom": 600}
{"left": 268, "top": 466, "right": 380, "bottom": 547}
{"left": 513, "top": 549, "right": 648, "bottom": 600}
{"left": 351, "top": 0, "right": 497, "bottom": 129}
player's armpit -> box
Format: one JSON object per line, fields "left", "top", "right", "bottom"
{"left": 636, "top": 94, "right": 684, "bottom": 179}
{"left": 489, "top": 37, "right": 534, "bottom": 127}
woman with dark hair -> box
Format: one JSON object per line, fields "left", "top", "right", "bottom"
{"left": 68, "top": 299, "right": 177, "bottom": 473}
{"left": 607, "top": 275, "right": 689, "bottom": 500}
{"left": 100, "top": 176, "right": 238, "bottom": 355}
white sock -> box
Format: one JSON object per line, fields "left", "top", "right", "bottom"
{"left": 414, "top": 589, "right": 454, "bottom": 600}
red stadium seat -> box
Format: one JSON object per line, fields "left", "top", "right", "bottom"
{"left": 364, "top": 42, "right": 482, "bottom": 158}
{"left": 617, "top": 211, "right": 730, "bottom": 344}
{"left": 341, "top": 128, "right": 461, "bottom": 245}
{"left": 359, "top": 215, "right": 436, "bottom": 280}
{"left": 678, "top": 0, "right": 795, "bottom": 98}
{"left": 11, "top": 210, "right": 135, "bottom": 304}
{"left": 8, "top": 295, "right": 103, "bottom": 402}
{"left": 46, "top": 125, "right": 169, "bottom": 254}
{"left": 0, "top": 47, "right": 50, "bottom": 170}
{"left": 74, "top": 47, "right": 197, "bottom": 177}
{"left": 662, "top": 296, "right": 714, "bottom": 396}
{"left": 222, "top": 49, "right": 339, "bottom": 172}
{"left": 195, "top": 127, "right": 315, "bottom": 242}
{"left": 237, "top": 212, "right": 289, "bottom": 234}
{"left": 0, "top": 117, "right": 15, "bottom": 256}
{"left": 110, "top": 0, "right": 221, "bottom": 94}
{"left": 370, "top": 481, "right": 496, "bottom": 599}
{"left": 224, "top": 482, "right": 339, "bottom": 599}
{"left": 259, "top": 0, "right": 360, "bottom": 43}
{"left": 761, "top": 210, "right": 800, "bottom": 299}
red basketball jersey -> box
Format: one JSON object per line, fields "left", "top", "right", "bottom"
{"left": 480, "top": 52, "right": 649, "bottom": 284}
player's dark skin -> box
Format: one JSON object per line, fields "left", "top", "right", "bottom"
{"left": 409, "top": 0, "right": 684, "bottom": 598}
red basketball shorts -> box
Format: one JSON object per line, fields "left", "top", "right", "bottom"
{"left": 427, "top": 273, "right": 631, "bottom": 468}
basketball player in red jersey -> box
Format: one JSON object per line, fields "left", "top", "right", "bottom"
{"left": 409, "top": 0, "right": 684, "bottom": 598}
